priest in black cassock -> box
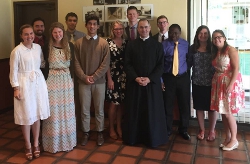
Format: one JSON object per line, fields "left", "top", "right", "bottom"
{"left": 122, "top": 18, "right": 168, "bottom": 147}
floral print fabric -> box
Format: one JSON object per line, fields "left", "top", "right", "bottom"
{"left": 210, "top": 46, "right": 245, "bottom": 114}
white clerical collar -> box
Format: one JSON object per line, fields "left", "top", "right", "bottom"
{"left": 86, "top": 35, "right": 98, "bottom": 40}
{"left": 140, "top": 36, "right": 150, "bottom": 41}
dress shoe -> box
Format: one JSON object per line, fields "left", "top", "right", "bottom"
{"left": 222, "top": 141, "right": 239, "bottom": 151}
{"left": 97, "top": 132, "right": 104, "bottom": 146}
{"left": 180, "top": 132, "right": 190, "bottom": 140}
{"left": 81, "top": 133, "right": 89, "bottom": 146}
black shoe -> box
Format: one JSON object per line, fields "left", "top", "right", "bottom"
{"left": 180, "top": 132, "right": 190, "bottom": 140}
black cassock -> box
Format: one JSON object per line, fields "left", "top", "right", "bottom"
{"left": 122, "top": 37, "right": 168, "bottom": 147}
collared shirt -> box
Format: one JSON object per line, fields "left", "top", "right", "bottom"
{"left": 86, "top": 34, "right": 98, "bottom": 40}
{"left": 162, "top": 38, "right": 189, "bottom": 75}
{"left": 66, "top": 30, "right": 86, "bottom": 42}
{"left": 140, "top": 36, "right": 150, "bottom": 41}
{"left": 129, "top": 23, "right": 138, "bottom": 39}
{"left": 158, "top": 31, "right": 168, "bottom": 42}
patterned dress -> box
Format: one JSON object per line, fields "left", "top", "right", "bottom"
{"left": 106, "top": 38, "right": 127, "bottom": 105}
{"left": 210, "top": 46, "right": 245, "bottom": 114}
{"left": 42, "top": 46, "right": 76, "bottom": 153}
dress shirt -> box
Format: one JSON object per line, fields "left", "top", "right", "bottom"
{"left": 86, "top": 34, "right": 98, "bottom": 40}
{"left": 66, "top": 30, "right": 86, "bottom": 42}
{"left": 129, "top": 24, "right": 138, "bottom": 39}
{"left": 162, "top": 38, "right": 189, "bottom": 75}
{"left": 158, "top": 31, "right": 168, "bottom": 42}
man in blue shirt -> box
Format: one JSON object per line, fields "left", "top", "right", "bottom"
{"left": 162, "top": 24, "right": 191, "bottom": 140}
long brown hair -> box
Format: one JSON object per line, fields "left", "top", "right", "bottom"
{"left": 211, "top": 29, "right": 229, "bottom": 59}
{"left": 192, "top": 25, "right": 211, "bottom": 53}
{"left": 48, "top": 22, "right": 70, "bottom": 62}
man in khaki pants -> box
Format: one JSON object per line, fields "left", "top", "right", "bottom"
{"left": 74, "top": 15, "right": 110, "bottom": 146}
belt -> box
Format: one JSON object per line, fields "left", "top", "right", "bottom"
{"left": 164, "top": 72, "right": 187, "bottom": 78}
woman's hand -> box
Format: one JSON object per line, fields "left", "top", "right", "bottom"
{"left": 14, "top": 90, "right": 21, "bottom": 100}
{"left": 108, "top": 79, "right": 114, "bottom": 90}
{"left": 226, "top": 84, "right": 233, "bottom": 94}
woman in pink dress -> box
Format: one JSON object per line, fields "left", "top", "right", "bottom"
{"left": 211, "top": 30, "right": 245, "bottom": 151}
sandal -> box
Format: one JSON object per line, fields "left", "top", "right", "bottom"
{"left": 197, "top": 130, "right": 205, "bottom": 140}
{"left": 33, "top": 146, "right": 40, "bottom": 158}
{"left": 25, "top": 148, "right": 33, "bottom": 160}
{"left": 207, "top": 131, "right": 216, "bottom": 142}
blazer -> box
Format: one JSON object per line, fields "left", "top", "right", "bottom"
{"left": 125, "top": 25, "right": 152, "bottom": 41}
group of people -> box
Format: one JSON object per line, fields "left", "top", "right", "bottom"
{"left": 9, "top": 6, "right": 245, "bottom": 161}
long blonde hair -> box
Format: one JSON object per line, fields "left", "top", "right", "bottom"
{"left": 109, "top": 21, "right": 127, "bottom": 39}
{"left": 48, "top": 22, "right": 70, "bottom": 62}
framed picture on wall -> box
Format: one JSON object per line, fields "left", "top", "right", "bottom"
{"left": 83, "top": 6, "right": 104, "bottom": 22}
{"left": 128, "top": 0, "right": 141, "bottom": 4}
{"left": 104, "top": 5, "right": 128, "bottom": 22}
{"left": 93, "top": 0, "right": 104, "bottom": 5}
{"left": 130, "top": 4, "right": 153, "bottom": 20}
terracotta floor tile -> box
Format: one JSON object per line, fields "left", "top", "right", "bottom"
{"left": 6, "top": 152, "right": 28, "bottom": 164}
{"left": 138, "top": 159, "right": 162, "bottom": 164}
{"left": 29, "top": 156, "right": 57, "bottom": 164}
{"left": 42, "top": 151, "right": 65, "bottom": 157}
{"left": 97, "top": 143, "right": 121, "bottom": 152}
{"left": 119, "top": 146, "right": 143, "bottom": 156}
{"left": 175, "top": 135, "right": 197, "bottom": 144}
{"left": 168, "top": 152, "right": 192, "bottom": 163}
{"left": 87, "top": 152, "right": 112, "bottom": 163}
{"left": 237, "top": 141, "right": 246, "bottom": 151}
{"left": 172, "top": 143, "right": 195, "bottom": 153}
{"left": 2, "top": 130, "right": 22, "bottom": 138}
{"left": 222, "top": 150, "right": 248, "bottom": 162}
{"left": 222, "top": 160, "right": 249, "bottom": 164}
{"left": 198, "top": 138, "right": 220, "bottom": 147}
{"left": 0, "top": 138, "right": 11, "bottom": 147}
{"left": 55, "top": 159, "right": 79, "bottom": 164}
{"left": 196, "top": 145, "right": 220, "bottom": 157}
{"left": 1, "top": 122, "right": 18, "bottom": 129}
{"left": 64, "top": 148, "right": 89, "bottom": 160}
{"left": 188, "top": 127, "right": 198, "bottom": 136}
{"left": 5, "top": 140, "right": 24, "bottom": 150}
{"left": 143, "top": 149, "right": 166, "bottom": 160}
{"left": 0, "top": 150, "right": 13, "bottom": 160}
{"left": 76, "top": 140, "right": 97, "bottom": 150}
{"left": 245, "top": 134, "right": 250, "bottom": 141}
{"left": 0, "top": 128, "right": 7, "bottom": 135}
{"left": 194, "top": 156, "right": 220, "bottom": 164}
{"left": 112, "top": 155, "right": 137, "bottom": 164}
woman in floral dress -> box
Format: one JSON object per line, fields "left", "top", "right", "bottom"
{"left": 211, "top": 30, "right": 244, "bottom": 151}
{"left": 106, "top": 21, "right": 127, "bottom": 140}
{"left": 42, "top": 22, "right": 76, "bottom": 153}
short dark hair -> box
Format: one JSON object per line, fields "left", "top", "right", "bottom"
{"left": 157, "top": 15, "right": 168, "bottom": 23}
{"left": 169, "top": 24, "right": 181, "bottom": 32}
{"left": 138, "top": 18, "right": 150, "bottom": 26}
{"left": 31, "top": 17, "right": 45, "bottom": 26}
{"left": 127, "top": 6, "right": 138, "bottom": 14}
{"left": 65, "top": 12, "right": 78, "bottom": 21}
{"left": 85, "top": 15, "right": 99, "bottom": 25}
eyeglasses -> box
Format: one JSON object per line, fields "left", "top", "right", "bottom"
{"left": 113, "top": 28, "right": 123, "bottom": 31}
{"left": 158, "top": 21, "right": 168, "bottom": 25}
{"left": 213, "top": 36, "right": 224, "bottom": 40}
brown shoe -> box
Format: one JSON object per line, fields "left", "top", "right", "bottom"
{"left": 81, "top": 133, "right": 89, "bottom": 146}
{"left": 25, "top": 148, "right": 33, "bottom": 160}
{"left": 33, "top": 146, "right": 40, "bottom": 158}
{"left": 97, "top": 132, "right": 104, "bottom": 146}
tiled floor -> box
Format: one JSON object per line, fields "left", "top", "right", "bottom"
{"left": 1, "top": 110, "right": 250, "bottom": 164}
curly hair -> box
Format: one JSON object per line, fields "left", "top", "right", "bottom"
{"left": 48, "top": 22, "right": 70, "bottom": 62}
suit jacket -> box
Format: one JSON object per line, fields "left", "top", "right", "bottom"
{"left": 125, "top": 26, "right": 152, "bottom": 41}
{"left": 152, "top": 33, "right": 160, "bottom": 42}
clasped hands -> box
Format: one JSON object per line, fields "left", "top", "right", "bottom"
{"left": 135, "top": 77, "right": 150, "bottom": 86}
{"left": 85, "top": 75, "right": 94, "bottom": 84}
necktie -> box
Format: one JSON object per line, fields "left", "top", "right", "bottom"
{"left": 161, "top": 35, "right": 165, "bottom": 42}
{"left": 130, "top": 27, "right": 135, "bottom": 40}
{"left": 172, "top": 41, "right": 179, "bottom": 76}
{"left": 70, "top": 34, "right": 75, "bottom": 44}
